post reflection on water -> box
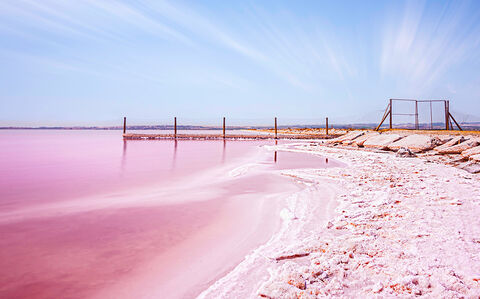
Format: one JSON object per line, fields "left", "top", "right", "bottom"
{"left": 172, "top": 139, "right": 178, "bottom": 171}
{"left": 222, "top": 139, "right": 226, "bottom": 163}
{"left": 120, "top": 138, "right": 330, "bottom": 180}
{"left": 121, "top": 139, "right": 127, "bottom": 175}
{"left": 274, "top": 139, "right": 278, "bottom": 163}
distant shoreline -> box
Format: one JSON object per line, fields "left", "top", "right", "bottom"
{"left": 2, "top": 122, "right": 480, "bottom": 131}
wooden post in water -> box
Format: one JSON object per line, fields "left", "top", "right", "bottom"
{"left": 123, "top": 117, "right": 126, "bottom": 134}
{"left": 174, "top": 117, "right": 177, "bottom": 138}
{"left": 223, "top": 117, "right": 226, "bottom": 139}
{"left": 326, "top": 117, "right": 329, "bottom": 136}
{"left": 275, "top": 117, "right": 278, "bottom": 139}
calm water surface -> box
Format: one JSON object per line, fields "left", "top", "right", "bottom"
{"left": 0, "top": 130, "right": 339, "bottom": 298}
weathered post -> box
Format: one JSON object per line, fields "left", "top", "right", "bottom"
{"left": 430, "top": 101, "right": 433, "bottom": 130}
{"left": 326, "top": 117, "right": 329, "bottom": 136}
{"left": 223, "top": 117, "right": 226, "bottom": 139}
{"left": 275, "top": 117, "right": 278, "bottom": 139}
{"left": 123, "top": 117, "right": 126, "bottom": 134}
{"left": 447, "top": 100, "right": 451, "bottom": 130}
{"left": 445, "top": 101, "right": 449, "bottom": 130}
{"left": 415, "top": 100, "right": 419, "bottom": 130}
{"left": 389, "top": 99, "right": 393, "bottom": 129}
{"left": 174, "top": 117, "right": 177, "bottom": 138}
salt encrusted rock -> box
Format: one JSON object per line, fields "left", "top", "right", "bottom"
{"left": 257, "top": 262, "right": 307, "bottom": 298}
{"left": 372, "top": 282, "right": 384, "bottom": 293}
{"left": 353, "top": 132, "right": 380, "bottom": 147}
{"left": 388, "top": 134, "right": 440, "bottom": 153}
{"left": 396, "top": 147, "right": 417, "bottom": 158}
{"left": 470, "top": 154, "right": 480, "bottom": 162}
{"left": 458, "top": 161, "right": 480, "bottom": 174}
{"left": 435, "top": 139, "right": 480, "bottom": 155}
{"left": 339, "top": 130, "right": 365, "bottom": 141}
{"left": 363, "top": 134, "right": 402, "bottom": 150}
{"left": 433, "top": 136, "right": 467, "bottom": 152}
{"left": 341, "top": 139, "right": 356, "bottom": 146}
{"left": 462, "top": 146, "right": 480, "bottom": 158}
{"left": 327, "top": 130, "right": 365, "bottom": 144}
{"left": 258, "top": 280, "right": 299, "bottom": 298}
{"left": 340, "top": 131, "right": 366, "bottom": 145}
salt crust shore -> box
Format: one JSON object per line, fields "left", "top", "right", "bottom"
{"left": 200, "top": 143, "right": 480, "bottom": 298}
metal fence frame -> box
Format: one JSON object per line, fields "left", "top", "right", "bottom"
{"left": 375, "top": 99, "right": 462, "bottom": 131}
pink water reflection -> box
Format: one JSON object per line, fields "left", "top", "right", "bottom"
{"left": 0, "top": 130, "right": 340, "bottom": 298}
{"left": 0, "top": 130, "right": 277, "bottom": 209}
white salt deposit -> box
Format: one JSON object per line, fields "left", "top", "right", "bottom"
{"left": 200, "top": 142, "right": 480, "bottom": 298}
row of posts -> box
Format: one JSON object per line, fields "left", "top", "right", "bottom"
{"left": 123, "top": 117, "right": 330, "bottom": 139}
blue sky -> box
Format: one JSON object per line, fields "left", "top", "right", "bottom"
{"left": 0, "top": 0, "right": 479, "bottom": 126}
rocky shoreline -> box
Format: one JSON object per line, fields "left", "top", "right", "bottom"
{"left": 323, "top": 130, "right": 480, "bottom": 174}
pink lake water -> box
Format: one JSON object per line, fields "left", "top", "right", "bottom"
{"left": 0, "top": 130, "right": 340, "bottom": 298}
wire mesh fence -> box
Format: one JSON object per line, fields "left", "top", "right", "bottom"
{"left": 376, "top": 99, "right": 462, "bottom": 131}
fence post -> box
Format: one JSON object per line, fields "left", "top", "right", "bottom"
{"left": 430, "top": 101, "right": 433, "bottom": 130}
{"left": 415, "top": 100, "right": 419, "bottom": 130}
{"left": 326, "top": 117, "right": 329, "bottom": 136}
{"left": 174, "top": 117, "right": 177, "bottom": 138}
{"left": 389, "top": 99, "right": 393, "bottom": 129}
{"left": 275, "top": 117, "right": 277, "bottom": 139}
{"left": 223, "top": 117, "right": 226, "bottom": 139}
{"left": 123, "top": 117, "right": 126, "bottom": 134}
{"left": 447, "top": 100, "right": 450, "bottom": 130}
{"left": 445, "top": 101, "right": 449, "bottom": 130}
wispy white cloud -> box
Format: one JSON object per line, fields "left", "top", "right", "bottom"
{"left": 135, "top": 0, "right": 267, "bottom": 61}
{"left": 0, "top": 0, "right": 364, "bottom": 92}
{"left": 138, "top": 1, "right": 358, "bottom": 90}
{"left": 1, "top": 0, "right": 480, "bottom": 125}
{"left": 380, "top": 0, "right": 480, "bottom": 94}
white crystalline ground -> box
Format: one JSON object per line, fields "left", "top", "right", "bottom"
{"left": 199, "top": 143, "right": 480, "bottom": 298}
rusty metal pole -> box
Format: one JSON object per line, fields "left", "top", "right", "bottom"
{"left": 445, "top": 101, "right": 449, "bottom": 130}
{"left": 223, "top": 117, "right": 226, "bottom": 139}
{"left": 326, "top": 117, "right": 329, "bottom": 136}
{"left": 123, "top": 117, "right": 126, "bottom": 134}
{"left": 389, "top": 99, "right": 393, "bottom": 129}
{"left": 275, "top": 117, "right": 277, "bottom": 139}
{"left": 174, "top": 117, "right": 177, "bottom": 138}
{"left": 415, "top": 100, "right": 419, "bottom": 130}
{"left": 447, "top": 100, "right": 450, "bottom": 130}
{"left": 430, "top": 101, "right": 433, "bottom": 130}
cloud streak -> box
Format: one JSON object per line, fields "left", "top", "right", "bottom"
{"left": 380, "top": 0, "right": 480, "bottom": 94}
{"left": 1, "top": 0, "right": 480, "bottom": 124}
